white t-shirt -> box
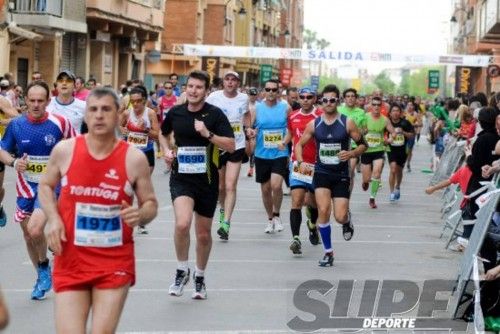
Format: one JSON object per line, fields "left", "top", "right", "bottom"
{"left": 206, "top": 90, "right": 249, "bottom": 150}
{"left": 47, "top": 97, "right": 86, "bottom": 134}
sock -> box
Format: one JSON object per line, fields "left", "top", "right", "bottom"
{"left": 177, "top": 261, "right": 189, "bottom": 272}
{"left": 195, "top": 266, "right": 204, "bottom": 277}
{"left": 38, "top": 259, "right": 49, "bottom": 268}
{"left": 290, "top": 208, "right": 302, "bottom": 237}
{"left": 318, "top": 222, "right": 332, "bottom": 252}
{"left": 309, "top": 207, "right": 318, "bottom": 225}
{"left": 273, "top": 212, "right": 280, "bottom": 217}
{"left": 370, "top": 179, "right": 381, "bottom": 198}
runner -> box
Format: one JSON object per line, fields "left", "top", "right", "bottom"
{"left": 246, "top": 87, "right": 259, "bottom": 178}
{"left": 46, "top": 70, "right": 86, "bottom": 134}
{"left": 160, "top": 71, "right": 235, "bottom": 299}
{"left": 403, "top": 101, "right": 421, "bottom": 172}
{"left": 0, "top": 96, "right": 19, "bottom": 227}
{"left": 286, "top": 87, "right": 322, "bottom": 255}
{"left": 157, "top": 81, "right": 177, "bottom": 160}
{"left": 360, "top": 96, "right": 396, "bottom": 209}
{"left": 387, "top": 104, "right": 414, "bottom": 202}
{"left": 206, "top": 71, "right": 250, "bottom": 241}
{"left": 120, "top": 86, "right": 159, "bottom": 234}
{"left": 39, "top": 87, "right": 157, "bottom": 333}
{"left": 0, "top": 80, "right": 75, "bottom": 300}
{"left": 338, "top": 88, "right": 367, "bottom": 193}
{"left": 295, "top": 84, "right": 367, "bottom": 266}
{"left": 246, "top": 79, "right": 291, "bottom": 233}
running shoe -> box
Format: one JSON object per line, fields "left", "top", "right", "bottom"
{"left": 273, "top": 216, "right": 284, "bottom": 232}
{"left": 192, "top": 274, "right": 207, "bottom": 300}
{"left": 307, "top": 220, "right": 320, "bottom": 245}
{"left": 31, "top": 280, "right": 46, "bottom": 300}
{"left": 37, "top": 263, "right": 52, "bottom": 292}
{"left": 264, "top": 221, "right": 274, "bottom": 234}
{"left": 138, "top": 225, "right": 148, "bottom": 234}
{"left": 389, "top": 192, "right": 396, "bottom": 202}
{"left": 218, "top": 210, "right": 225, "bottom": 225}
{"left": 394, "top": 189, "right": 401, "bottom": 200}
{"left": 342, "top": 221, "right": 354, "bottom": 241}
{"left": 217, "top": 222, "right": 230, "bottom": 241}
{"left": 169, "top": 268, "right": 190, "bottom": 296}
{"left": 289, "top": 238, "right": 302, "bottom": 255}
{"left": 369, "top": 198, "right": 377, "bottom": 209}
{"left": 407, "top": 164, "right": 412, "bottom": 172}
{"left": 0, "top": 205, "right": 6, "bottom": 227}
{"left": 318, "top": 252, "right": 334, "bottom": 267}
{"left": 362, "top": 182, "right": 369, "bottom": 191}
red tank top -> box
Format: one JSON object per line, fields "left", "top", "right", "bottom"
{"left": 54, "top": 135, "right": 135, "bottom": 276}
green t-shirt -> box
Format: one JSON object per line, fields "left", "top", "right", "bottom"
{"left": 364, "top": 114, "right": 387, "bottom": 153}
{"left": 338, "top": 105, "right": 367, "bottom": 148}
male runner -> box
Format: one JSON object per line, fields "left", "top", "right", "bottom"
{"left": 39, "top": 87, "right": 158, "bottom": 333}
{"left": 295, "top": 84, "right": 366, "bottom": 266}
{"left": 160, "top": 71, "right": 235, "bottom": 299}
{"left": 206, "top": 71, "right": 250, "bottom": 240}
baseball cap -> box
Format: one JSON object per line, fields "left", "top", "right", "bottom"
{"left": 298, "top": 87, "right": 316, "bottom": 95}
{"left": 248, "top": 87, "right": 258, "bottom": 95}
{"left": 0, "top": 79, "right": 9, "bottom": 88}
{"left": 224, "top": 71, "right": 240, "bottom": 80}
{"left": 56, "top": 70, "right": 76, "bottom": 82}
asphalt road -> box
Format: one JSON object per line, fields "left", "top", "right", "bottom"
{"left": 0, "top": 141, "right": 469, "bottom": 333}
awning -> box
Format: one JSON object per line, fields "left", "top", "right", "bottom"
{"left": 8, "top": 25, "right": 43, "bottom": 42}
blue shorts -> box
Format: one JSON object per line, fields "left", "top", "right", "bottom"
{"left": 15, "top": 184, "right": 59, "bottom": 223}
{"left": 406, "top": 137, "right": 415, "bottom": 150}
{"left": 289, "top": 162, "right": 314, "bottom": 192}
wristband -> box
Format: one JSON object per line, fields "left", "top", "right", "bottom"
{"left": 207, "top": 131, "right": 214, "bottom": 140}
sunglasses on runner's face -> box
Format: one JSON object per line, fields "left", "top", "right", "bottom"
{"left": 299, "top": 95, "right": 315, "bottom": 100}
{"left": 321, "top": 97, "right": 338, "bottom": 104}
{"left": 264, "top": 87, "right": 278, "bottom": 93}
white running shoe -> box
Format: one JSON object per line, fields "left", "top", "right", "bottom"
{"left": 273, "top": 216, "right": 284, "bottom": 232}
{"left": 264, "top": 221, "right": 274, "bottom": 233}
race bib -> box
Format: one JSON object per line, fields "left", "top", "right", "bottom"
{"left": 392, "top": 134, "right": 405, "bottom": 147}
{"left": 365, "top": 133, "right": 383, "bottom": 148}
{"left": 177, "top": 146, "right": 207, "bottom": 173}
{"left": 291, "top": 162, "right": 314, "bottom": 184}
{"left": 24, "top": 155, "right": 49, "bottom": 183}
{"left": 74, "top": 203, "right": 123, "bottom": 248}
{"left": 319, "top": 143, "right": 341, "bottom": 165}
{"left": 231, "top": 122, "right": 243, "bottom": 135}
{"left": 263, "top": 130, "right": 283, "bottom": 148}
{"left": 127, "top": 131, "right": 148, "bottom": 149}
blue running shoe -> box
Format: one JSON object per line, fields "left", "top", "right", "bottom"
{"left": 394, "top": 189, "right": 401, "bottom": 200}
{"left": 0, "top": 205, "right": 6, "bottom": 227}
{"left": 31, "top": 280, "right": 46, "bottom": 300}
{"left": 37, "top": 263, "right": 52, "bottom": 292}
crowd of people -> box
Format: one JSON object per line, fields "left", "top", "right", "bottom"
{"left": 0, "top": 68, "right": 499, "bottom": 331}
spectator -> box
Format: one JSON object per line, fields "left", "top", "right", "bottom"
{"left": 74, "top": 76, "right": 90, "bottom": 101}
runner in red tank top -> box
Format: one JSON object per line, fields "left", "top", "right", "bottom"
{"left": 39, "top": 87, "right": 157, "bottom": 334}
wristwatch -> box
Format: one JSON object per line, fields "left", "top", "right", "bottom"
{"left": 207, "top": 131, "right": 214, "bottom": 140}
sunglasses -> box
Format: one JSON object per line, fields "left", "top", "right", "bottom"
{"left": 372, "top": 103, "right": 381, "bottom": 107}
{"left": 321, "top": 97, "right": 339, "bottom": 104}
{"left": 264, "top": 88, "right": 279, "bottom": 93}
{"left": 299, "top": 95, "right": 315, "bottom": 100}
{"left": 249, "top": 92, "right": 258, "bottom": 96}
{"left": 130, "top": 98, "right": 144, "bottom": 104}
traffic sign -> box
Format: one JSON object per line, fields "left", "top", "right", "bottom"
{"left": 428, "top": 70, "right": 440, "bottom": 89}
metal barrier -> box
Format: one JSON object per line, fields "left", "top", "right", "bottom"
{"left": 430, "top": 137, "right": 466, "bottom": 186}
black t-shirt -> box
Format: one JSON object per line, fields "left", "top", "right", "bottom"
{"left": 389, "top": 118, "right": 414, "bottom": 152}
{"left": 161, "top": 102, "right": 233, "bottom": 185}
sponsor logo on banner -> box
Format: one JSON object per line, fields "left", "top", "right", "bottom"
{"left": 201, "top": 57, "right": 220, "bottom": 85}
{"left": 455, "top": 66, "right": 474, "bottom": 96}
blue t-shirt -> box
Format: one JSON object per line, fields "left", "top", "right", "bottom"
{"left": 254, "top": 100, "right": 289, "bottom": 159}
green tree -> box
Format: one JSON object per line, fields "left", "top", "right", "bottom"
{"left": 359, "top": 82, "right": 378, "bottom": 96}
{"left": 397, "top": 70, "right": 410, "bottom": 95}
{"left": 374, "top": 71, "right": 396, "bottom": 94}
{"left": 303, "top": 29, "right": 317, "bottom": 49}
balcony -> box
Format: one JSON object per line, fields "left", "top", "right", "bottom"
{"left": 477, "top": 0, "right": 500, "bottom": 42}
{"left": 13, "top": 0, "right": 63, "bottom": 17}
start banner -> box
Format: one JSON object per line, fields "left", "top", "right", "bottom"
{"left": 183, "top": 44, "right": 493, "bottom": 67}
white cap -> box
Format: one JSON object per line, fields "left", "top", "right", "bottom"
{"left": 224, "top": 71, "right": 240, "bottom": 80}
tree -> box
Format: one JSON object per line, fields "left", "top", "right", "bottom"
{"left": 374, "top": 71, "right": 396, "bottom": 94}
{"left": 315, "top": 38, "right": 330, "bottom": 78}
{"left": 397, "top": 70, "right": 410, "bottom": 95}
{"left": 303, "top": 29, "right": 317, "bottom": 49}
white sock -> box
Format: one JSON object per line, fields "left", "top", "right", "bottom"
{"left": 177, "top": 261, "right": 189, "bottom": 272}
{"left": 195, "top": 266, "right": 205, "bottom": 277}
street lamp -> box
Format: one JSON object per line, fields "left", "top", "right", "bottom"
{"left": 225, "top": 0, "right": 247, "bottom": 19}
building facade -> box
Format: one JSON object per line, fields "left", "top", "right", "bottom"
{"left": 450, "top": 0, "right": 500, "bottom": 95}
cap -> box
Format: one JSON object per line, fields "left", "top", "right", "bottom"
{"left": 298, "top": 87, "right": 316, "bottom": 95}
{"left": 56, "top": 70, "right": 76, "bottom": 82}
{"left": 224, "top": 71, "right": 240, "bottom": 80}
{"left": 248, "top": 87, "right": 258, "bottom": 95}
{"left": 0, "top": 79, "right": 9, "bottom": 87}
